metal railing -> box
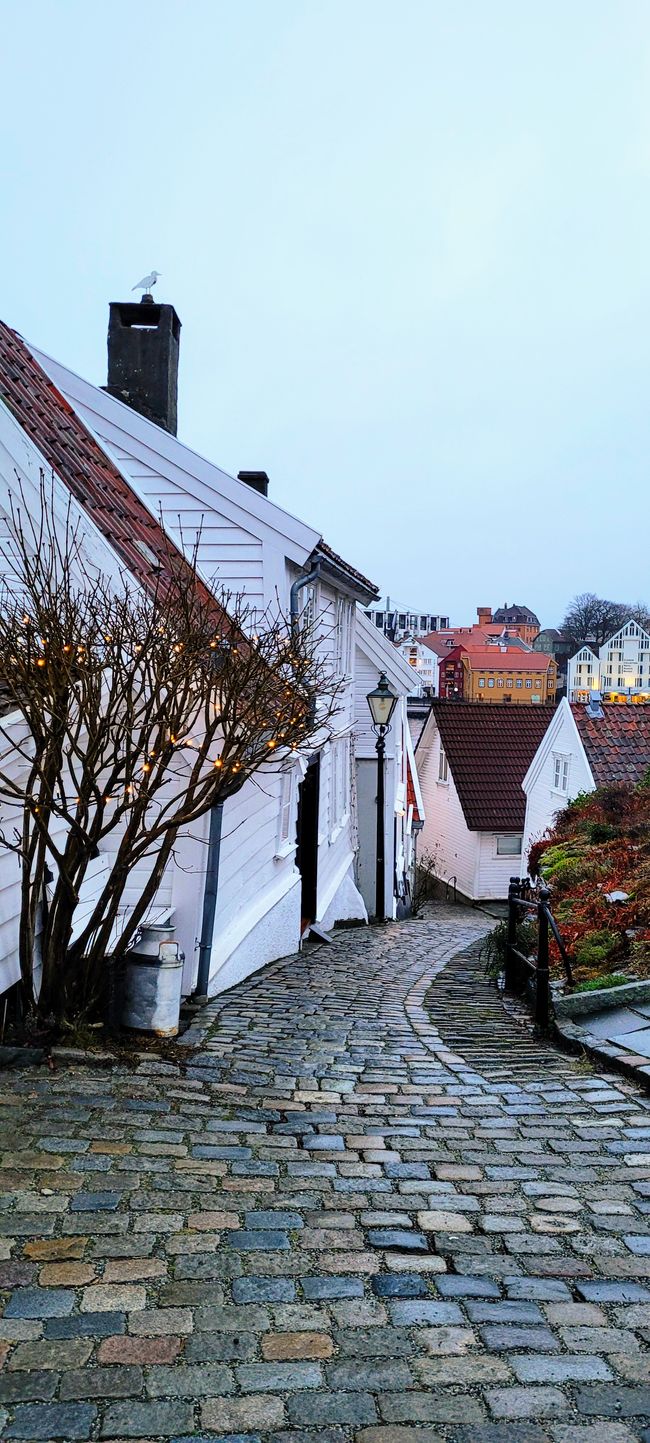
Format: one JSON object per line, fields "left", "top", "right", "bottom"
{"left": 506, "top": 877, "right": 573, "bottom": 1030}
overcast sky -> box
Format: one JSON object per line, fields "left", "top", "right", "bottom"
{"left": 2, "top": 1, "right": 649, "bottom": 625}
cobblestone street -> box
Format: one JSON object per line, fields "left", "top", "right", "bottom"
{"left": 4, "top": 906, "right": 650, "bottom": 1443}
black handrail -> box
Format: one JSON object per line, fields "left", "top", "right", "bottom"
{"left": 505, "top": 877, "right": 573, "bottom": 1030}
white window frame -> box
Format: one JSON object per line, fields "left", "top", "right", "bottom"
{"left": 275, "top": 768, "right": 296, "bottom": 858}
{"left": 438, "top": 748, "right": 449, "bottom": 784}
{"left": 552, "top": 752, "right": 570, "bottom": 795}
{"left": 329, "top": 736, "right": 350, "bottom": 840}
{"left": 496, "top": 834, "right": 523, "bottom": 857}
{"left": 335, "top": 597, "right": 353, "bottom": 677}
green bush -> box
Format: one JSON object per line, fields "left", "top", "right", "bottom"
{"left": 573, "top": 973, "right": 629, "bottom": 993}
{"left": 587, "top": 822, "right": 618, "bottom": 844}
{"left": 574, "top": 929, "right": 619, "bottom": 969}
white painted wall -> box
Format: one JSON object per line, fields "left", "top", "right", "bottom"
{"left": 521, "top": 699, "right": 595, "bottom": 873}
{"left": 417, "top": 719, "right": 479, "bottom": 899}
{"left": 29, "top": 348, "right": 371, "bottom": 989}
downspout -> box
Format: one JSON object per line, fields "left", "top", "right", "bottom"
{"left": 194, "top": 800, "right": 224, "bottom": 1000}
{"left": 193, "top": 558, "right": 321, "bottom": 1001}
{"left": 290, "top": 559, "right": 321, "bottom": 631}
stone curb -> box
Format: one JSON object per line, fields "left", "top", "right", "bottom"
{"left": 553, "top": 1014, "right": 650, "bottom": 1093}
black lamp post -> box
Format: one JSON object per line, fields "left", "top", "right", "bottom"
{"left": 366, "top": 672, "right": 398, "bottom": 920}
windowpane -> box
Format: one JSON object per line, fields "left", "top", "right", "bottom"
{"left": 496, "top": 835, "right": 522, "bottom": 856}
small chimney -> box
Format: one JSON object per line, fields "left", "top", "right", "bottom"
{"left": 477, "top": 607, "right": 492, "bottom": 626}
{"left": 106, "top": 297, "right": 181, "bottom": 435}
{"left": 238, "top": 471, "right": 269, "bottom": 497}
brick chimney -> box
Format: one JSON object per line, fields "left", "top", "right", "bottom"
{"left": 477, "top": 607, "right": 492, "bottom": 626}
{"left": 237, "top": 471, "right": 269, "bottom": 497}
{"left": 106, "top": 296, "right": 181, "bottom": 435}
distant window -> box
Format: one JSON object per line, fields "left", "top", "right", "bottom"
{"left": 497, "top": 677, "right": 504, "bottom": 687}
{"left": 398, "top": 613, "right": 406, "bottom": 628}
{"left": 375, "top": 612, "right": 384, "bottom": 628}
{"left": 330, "top": 737, "right": 350, "bottom": 834}
{"left": 516, "top": 679, "right": 523, "bottom": 688}
{"left": 525, "top": 678, "right": 533, "bottom": 688}
{"left": 420, "top": 615, "right": 427, "bottom": 629}
{"left": 488, "top": 678, "right": 495, "bottom": 688}
{"left": 478, "top": 678, "right": 485, "bottom": 688}
{"left": 496, "top": 835, "right": 522, "bottom": 856}
{"left": 335, "top": 598, "right": 353, "bottom": 675}
{"left": 506, "top": 679, "right": 513, "bottom": 688}
{"left": 438, "top": 749, "right": 449, "bottom": 783}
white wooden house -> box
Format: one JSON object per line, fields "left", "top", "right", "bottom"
{"left": 521, "top": 697, "right": 650, "bottom": 872}
{"left": 416, "top": 701, "right": 553, "bottom": 902}
{"left": 23, "top": 315, "right": 378, "bottom": 999}
{"left": 568, "top": 620, "right": 650, "bottom": 702}
{"left": 354, "top": 610, "right": 424, "bottom": 918}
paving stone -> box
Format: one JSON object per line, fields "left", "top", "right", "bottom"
{"left": 378, "top": 1392, "right": 485, "bottom": 1423}
{"left": 302, "top": 1276, "right": 364, "bottom": 1299}
{"left": 146, "top": 1362, "right": 235, "bottom": 1396}
{"left": 60, "top": 1365, "right": 144, "bottom": 1398}
{"left": 574, "top": 1384, "right": 650, "bottom": 1415}
{"left": 238, "top": 1361, "right": 323, "bottom": 1390}
{"left": 485, "top": 1388, "right": 570, "bottom": 1419}
{"left": 388, "top": 1299, "right": 463, "bottom": 1325}
{"left": 6, "top": 1401, "right": 97, "bottom": 1438}
{"left": 233, "top": 1277, "right": 296, "bottom": 1303}
{"left": 372, "top": 1274, "right": 429, "bottom": 1297}
{"left": 201, "top": 1396, "right": 286, "bottom": 1431}
{"left": 262, "top": 1332, "right": 333, "bottom": 1360}
{"left": 100, "top": 1400, "right": 194, "bottom": 1436}
{"left": 4, "top": 1287, "right": 75, "bottom": 1318}
{"left": 366, "top": 1229, "right": 429, "bottom": 1251}
{"left": 44, "top": 1310, "right": 126, "bottom": 1338}
{"left": 512, "top": 1355, "right": 613, "bottom": 1382}
{"left": 287, "top": 1393, "right": 378, "bottom": 1425}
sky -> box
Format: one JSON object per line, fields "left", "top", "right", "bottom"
{"left": 2, "top": 0, "right": 650, "bottom": 627}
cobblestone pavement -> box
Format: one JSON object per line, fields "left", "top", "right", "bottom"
{"left": 3, "top": 906, "right": 650, "bottom": 1443}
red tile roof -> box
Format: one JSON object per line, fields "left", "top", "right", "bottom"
{"left": 430, "top": 700, "right": 554, "bottom": 831}
{"left": 462, "top": 650, "right": 554, "bottom": 671}
{"left": 571, "top": 703, "right": 650, "bottom": 787}
{"left": 0, "top": 321, "right": 223, "bottom": 619}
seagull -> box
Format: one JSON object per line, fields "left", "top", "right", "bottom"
{"left": 132, "top": 270, "right": 161, "bottom": 294}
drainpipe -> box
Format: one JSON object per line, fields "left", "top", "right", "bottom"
{"left": 194, "top": 800, "right": 224, "bottom": 1000}
{"left": 290, "top": 560, "right": 321, "bottom": 631}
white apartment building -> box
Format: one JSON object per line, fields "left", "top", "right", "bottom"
{"left": 397, "top": 639, "right": 439, "bottom": 695}
{"left": 364, "top": 600, "right": 449, "bottom": 642}
{"left": 568, "top": 620, "right": 650, "bottom": 703}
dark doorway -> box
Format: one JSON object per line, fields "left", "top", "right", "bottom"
{"left": 296, "top": 754, "right": 320, "bottom": 932}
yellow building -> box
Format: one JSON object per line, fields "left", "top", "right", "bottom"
{"left": 462, "top": 649, "right": 557, "bottom": 705}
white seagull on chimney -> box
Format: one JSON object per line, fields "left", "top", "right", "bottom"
{"left": 132, "top": 270, "right": 161, "bottom": 294}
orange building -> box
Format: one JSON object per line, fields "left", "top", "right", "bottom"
{"left": 461, "top": 649, "right": 557, "bottom": 705}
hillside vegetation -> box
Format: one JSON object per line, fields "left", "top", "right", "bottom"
{"left": 529, "top": 779, "right": 650, "bottom": 987}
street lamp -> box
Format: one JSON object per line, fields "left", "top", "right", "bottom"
{"left": 366, "top": 672, "right": 398, "bottom": 921}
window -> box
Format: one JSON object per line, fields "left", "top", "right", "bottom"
{"left": 335, "top": 598, "right": 353, "bottom": 675}
{"left": 553, "top": 754, "right": 570, "bottom": 793}
{"left": 506, "top": 679, "right": 513, "bottom": 688}
{"left": 496, "top": 835, "right": 522, "bottom": 856}
{"left": 438, "top": 748, "right": 449, "bottom": 783}
{"left": 330, "top": 737, "right": 350, "bottom": 835}
{"left": 525, "top": 678, "right": 532, "bottom": 688}
{"left": 300, "top": 579, "right": 319, "bottom": 632}
{"left": 488, "top": 678, "right": 495, "bottom": 688}
{"left": 478, "top": 678, "right": 485, "bottom": 688}
{"left": 516, "top": 679, "right": 523, "bottom": 688}
{"left": 497, "top": 678, "right": 504, "bottom": 687}
{"left": 276, "top": 770, "right": 295, "bottom": 855}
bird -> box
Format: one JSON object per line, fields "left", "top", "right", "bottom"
{"left": 132, "top": 270, "right": 161, "bottom": 294}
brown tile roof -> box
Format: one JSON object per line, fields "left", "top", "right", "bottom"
{"left": 462, "top": 650, "right": 554, "bottom": 671}
{"left": 0, "top": 321, "right": 224, "bottom": 620}
{"left": 571, "top": 702, "right": 650, "bottom": 787}
{"left": 315, "top": 540, "right": 378, "bottom": 601}
{"left": 430, "top": 699, "right": 554, "bottom": 831}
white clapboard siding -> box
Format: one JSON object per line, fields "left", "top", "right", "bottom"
{"left": 417, "top": 723, "right": 479, "bottom": 899}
